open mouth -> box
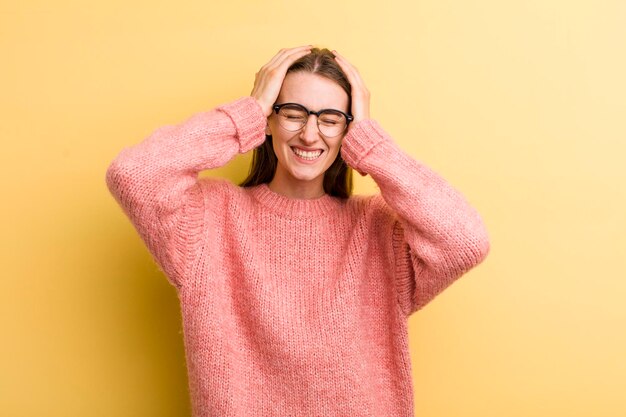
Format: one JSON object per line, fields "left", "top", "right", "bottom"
{"left": 291, "top": 147, "right": 324, "bottom": 161}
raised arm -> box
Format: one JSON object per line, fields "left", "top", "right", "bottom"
{"left": 105, "top": 46, "right": 316, "bottom": 289}
{"left": 333, "top": 50, "right": 490, "bottom": 316}
{"left": 105, "top": 97, "right": 266, "bottom": 288}
{"left": 341, "top": 119, "right": 491, "bottom": 316}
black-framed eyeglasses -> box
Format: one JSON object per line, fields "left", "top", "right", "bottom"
{"left": 272, "top": 102, "right": 353, "bottom": 138}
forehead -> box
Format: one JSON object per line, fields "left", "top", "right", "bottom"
{"left": 278, "top": 72, "right": 349, "bottom": 112}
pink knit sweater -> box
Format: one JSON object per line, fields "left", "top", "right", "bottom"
{"left": 105, "top": 96, "right": 490, "bottom": 416}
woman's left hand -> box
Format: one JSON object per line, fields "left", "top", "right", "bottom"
{"left": 332, "top": 50, "right": 370, "bottom": 133}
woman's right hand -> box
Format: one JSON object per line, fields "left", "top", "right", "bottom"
{"left": 250, "top": 45, "right": 313, "bottom": 117}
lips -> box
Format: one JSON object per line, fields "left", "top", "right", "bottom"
{"left": 291, "top": 146, "right": 323, "bottom": 160}
{"left": 291, "top": 146, "right": 323, "bottom": 152}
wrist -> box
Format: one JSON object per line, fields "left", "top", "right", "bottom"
{"left": 251, "top": 96, "right": 271, "bottom": 118}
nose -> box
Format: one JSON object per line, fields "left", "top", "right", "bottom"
{"left": 299, "top": 114, "right": 320, "bottom": 143}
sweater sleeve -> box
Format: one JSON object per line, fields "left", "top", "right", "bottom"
{"left": 105, "top": 96, "right": 267, "bottom": 289}
{"left": 340, "top": 119, "right": 491, "bottom": 316}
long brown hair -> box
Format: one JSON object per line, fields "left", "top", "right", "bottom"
{"left": 238, "top": 48, "right": 354, "bottom": 198}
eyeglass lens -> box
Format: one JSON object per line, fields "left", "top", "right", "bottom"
{"left": 278, "top": 104, "right": 347, "bottom": 137}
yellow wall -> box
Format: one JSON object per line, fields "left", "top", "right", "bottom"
{"left": 1, "top": 1, "right": 624, "bottom": 416}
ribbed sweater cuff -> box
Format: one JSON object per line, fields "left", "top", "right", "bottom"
{"left": 340, "top": 119, "right": 388, "bottom": 176}
{"left": 217, "top": 96, "right": 267, "bottom": 154}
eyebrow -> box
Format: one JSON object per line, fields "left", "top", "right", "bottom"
{"left": 285, "top": 102, "right": 347, "bottom": 113}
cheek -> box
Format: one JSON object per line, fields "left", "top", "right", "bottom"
{"left": 329, "top": 139, "right": 342, "bottom": 155}
{"left": 271, "top": 138, "right": 282, "bottom": 158}
{"left": 271, "top": 135, "right": 291, "bottom": 163}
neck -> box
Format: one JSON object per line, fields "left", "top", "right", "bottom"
{"left": 268, "top": 172, "right": 325, "bottom": 200}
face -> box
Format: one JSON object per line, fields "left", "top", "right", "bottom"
{"left": 266, "top": 71, "right": 350, "bottom": 190}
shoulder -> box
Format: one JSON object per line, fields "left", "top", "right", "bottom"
{"left": 196, "top": 177, "right": 247, "bottom": 206}
{"left": 344, "top": 192, "right": 397, "bottom": 225}
{"left": 197, "top": 178, "right": 264, "bottom": 210}
{"left": 353, "top": 193, "right": 393, "bottom": 215}
{"left": 198, "top": 176, "right": 231, "bottom": 194}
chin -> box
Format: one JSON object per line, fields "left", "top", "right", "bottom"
{"left": 289, "top": 169, "right": 324, "bottom": 182}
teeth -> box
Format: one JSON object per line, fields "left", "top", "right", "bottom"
{"left": 292, "top": 147, "right": 322, "bottom": 159}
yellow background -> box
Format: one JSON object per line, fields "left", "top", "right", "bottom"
{"left": 1, "top": 0, "right": 625, "bottom": 416}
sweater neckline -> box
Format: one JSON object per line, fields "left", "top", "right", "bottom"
{"left": 248, "top": 183, "right": 341, "bottom": 218}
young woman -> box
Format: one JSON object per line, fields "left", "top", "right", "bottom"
{"left": 106, "top": 45, "right": 490, "bottom": 417}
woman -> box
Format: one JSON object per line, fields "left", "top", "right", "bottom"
{"left": 106, "top": 45, "right": 490, "bottom": 417}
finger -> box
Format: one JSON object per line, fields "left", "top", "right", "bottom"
{"left": 252, "top": 46, "right": 313, "bottom": 115}
{"left": 333, "top": 50, "right": 363, "bottom": 79}
{"left": 265, "top": 46, "right": 312, "bottom": 74}
{"left": 333, "top": 51, "right": 368, "bottom": 93}
{"left": 332, "top": 52, "right": 363, "bottom": 89}
{"left": 332, "top": 51, "right": 371, "bottom": 123}
{"left": 264, "top": 45, "right": 313, "bottom": 70}
{"left": 256, "top": 46, "right": 311, "bottom": 79}
{"left": 256, "top": 47, "right": 311, "bottom": 89}
{"left": 256, "top": 48, "right": 312, "bottom": 95}
{"left": 332, "top": 51, "right": 358, "bottom": 79}
{"left": 254, "top": 47, "right": 311, "bottom": 89}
